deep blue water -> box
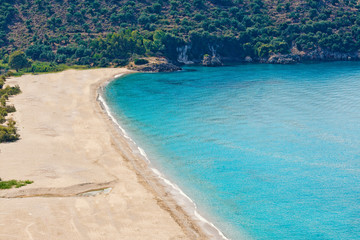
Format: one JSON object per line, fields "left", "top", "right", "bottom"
{"left": 104, "top": 62, "right": 360, "bottom": 240}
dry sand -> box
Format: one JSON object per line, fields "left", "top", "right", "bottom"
{"left": 0, "top": 68, "right": 209, "bottom": 240}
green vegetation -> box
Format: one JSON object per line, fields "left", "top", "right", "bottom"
{"left": 0, "top": 179, "right": 33, "bottom": 189}
{"left": 9, "top": 51, "right": 30, "bottom": 72}
{"left": 1, "top": 0, "right": 360, "bottom": 68}
{"left": 134, "top": 58, "right": 149, "bottom": 65}
{"left": 0, "top": 73, "right": 21, "bottom": 143}
{"left": 26, "top": 62, "right": 87, "bottom": 74}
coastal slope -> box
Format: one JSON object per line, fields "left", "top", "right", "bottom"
{"left": 0, "top": 69, "right": 197, "bottom": 239}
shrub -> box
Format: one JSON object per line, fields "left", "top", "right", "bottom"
{"left": 134, "top": 58, "right": 149, "bottom": 65}
{"left": 0, "top": 179, "right": 33, "bottom": 189}
{"left": 9, "top": 51, "right": 30, "bottom": 72}
{"left": 6, "top": 105, "right": 16, "bottom": 113}
{"left": 4, "top": 85, "right": 21, "bottom": 95}
{"left": 0, "top": 96, "right": 7, "bottom": 106}
{"left": 0, "top": 118, "right": 19, "bottom": 142}
{"left": 113, "top": 59, "right": 129, "bottom": 66}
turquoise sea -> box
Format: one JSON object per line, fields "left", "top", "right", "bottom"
{"left": 104, "top": 62, "right": 360, "bottom": 240}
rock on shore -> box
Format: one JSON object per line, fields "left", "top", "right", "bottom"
{"left": 266, "top": 47, "right": 360, "bottom": 64}
{"left": 267, "top": 54, "right": 300, "bottom": 64}
{"left": 201, "top": 54, "right": 223, "bottom": 66}
{"left": 128, "top": 57, "right": 182, "bottom": 72}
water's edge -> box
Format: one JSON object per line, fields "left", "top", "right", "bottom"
{"left": 96, "top": 73, "right": 229, "bottom": 240}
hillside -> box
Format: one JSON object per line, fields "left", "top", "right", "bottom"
{"left": 1, "top": 0, "right": 360, "bottom": 69}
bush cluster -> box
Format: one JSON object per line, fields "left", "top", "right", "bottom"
{"left": 0, "top": 73, "right": 20, "bottom": 143}
{"left": 134, "top": 59, "right": 149, "bottom": 65}
{"left": 0, "top": 179, "right": 33, "bottom": 189}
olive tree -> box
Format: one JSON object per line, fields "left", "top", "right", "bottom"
{"left": 9, "top": 51, "right": 30, "bottom": 72}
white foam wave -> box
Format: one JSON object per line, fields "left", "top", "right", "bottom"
{"left": 138, "top": 147, "right": 151, "bottom": 163}
{"left": 114, "top": 74, "right": 124, "bottom": 78}
{"left": 151, "top": 168, "right": 194, "bottom": 203}
{"left": 98, "top": 77, "right": 229, "bottom": 240}
{"left": 98, "top": 95, "right": 129, "bottom": 139}
{"left": 98, "top": 93, "right": 153, "bottom": 167}
{"left": 151, "top": 167, "right": 228, "bottom": 240}
{"left": 194, "top": 211, "right": 229, "bottom": 240}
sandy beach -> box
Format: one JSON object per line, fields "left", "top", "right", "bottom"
{"left": 0, "top": 68, "right": 210, "bottom": 240}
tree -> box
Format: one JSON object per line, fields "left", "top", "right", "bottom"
{"left": 9, "top": 51, "right": 30, "bottom": 72}
{"left": 194, "top": 0, "right": 204, "bottom": 9}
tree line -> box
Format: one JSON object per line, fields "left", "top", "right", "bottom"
{"left": 1, "top": 0, "right": 360, "bottom": 70}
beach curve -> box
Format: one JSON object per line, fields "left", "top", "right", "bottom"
{"left": 97, "top": 74, "right": 229, "bottom": 240}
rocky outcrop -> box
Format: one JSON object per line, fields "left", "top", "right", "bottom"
{"left": 267, "top": 54, "right": 300, "bottom": 64}
{"left": 134, "top": 63, "right": 182, "bottom": 72}
{"left": 301, "top": 48, "right": 359, "bottom": 61}
{"left": 128, "top": 57, "right": 182, "bottom": 72}
{"left": 201, "top": 54, "right": 223, "bottom": 66}
{"left": 177, "top": 45, "right": 194, "bottom": 64}
{"left": 129, "top": 47, "right": 360, "bottom": 70}
{"left": 265, "top": 48, "right": 360, "bottom": 64}
{"left": 245, "top": 56, "right": 253, "bottom": 63}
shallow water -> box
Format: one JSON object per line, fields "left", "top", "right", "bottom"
{"left": 104, "top": 62, "right": 360, "bottom": 239}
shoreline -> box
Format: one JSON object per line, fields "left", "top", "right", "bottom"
{"left": 96, "top": 73, "right": 228, "bottom": 240}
